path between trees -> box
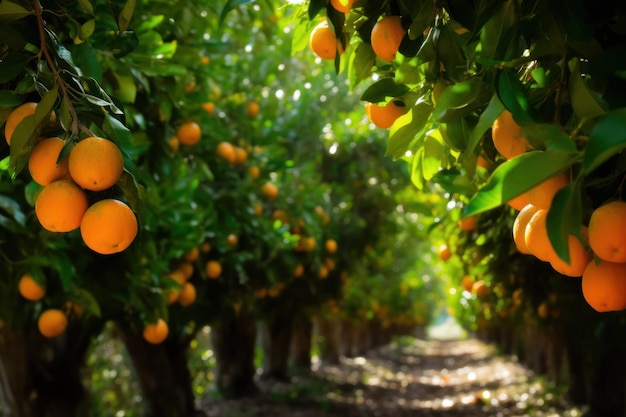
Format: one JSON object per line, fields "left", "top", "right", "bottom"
{"left": 200, "top": 330, "right": 584, "bottom": 417}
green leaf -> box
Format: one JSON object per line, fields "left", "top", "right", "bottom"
{"left": 0, "top": 91, "right": 25, "bottom": 107}
{"left": 402, "top": 0, "right": 435, "bottom": 40}
{"left": 360, "top": 78, "right": 410, "bottom": 103}
{"left": 568, "top": 58, "right": 606, "bottom": 120}
{"left": 582, "top": 108, "right": 626, "bottom": 175}
{"left": 386, "top": 101, "right": 432, "bottom": 157}
{"left": 348, "top": 43, "right": 375, "bottom": 89}
{"left": 465, "top": 150, "right": 579, "bottom": 216}
{"left": 432, "top": 168, "right": 477, "bottom": 196}
{"left": 70, "top": 288, "right": 101, "bottom": 318}
{"left": 523, "top": 123, "right": 577, "bottom": 152}
{"left": 9, "top": 114, "right": 38, "bottom": 175}
{"left": 79, "top": 19, "right": 96, "bottom": 41}
{"left": 0, "top": 195, "right": 25, "bottom": 226}
{"left": 308, "top": 0, "right": 325, "bottom": 20}
{"left": 118, "top": 0, "right": 136, "bottom": 32}
{"left": 77, "top": 0, "right": 93, "bottom": 14}
{"left": 0, "top": 53, "right": 34, "bottom": 84}
{"left": 466, "top": 94, "right": 503, "bottom": 155}
{"left": 433, "top": 78, "right": 482, "bottom": 122}
{"left": 478, "top": 0, "right": 518, "bottom": 60}
{"left": 0, "top": 1, "right": 31, "bottom": 22}
{"left": 548, "top": 0, "right": 591, "bottom": 41}
{"left": 546, "top": 180, "right": 583, "bottom": 264}
{"left": 422, "top": 135, "right": 444, "bottom": 180}
{"left": 496, "top": 68, "right": 534, "bottom": 122}
{"left": 35, "top": 86, "right": 58, "bottom": 125}
{"left": 220, "top": 0, "right": 256, "bottom": 25}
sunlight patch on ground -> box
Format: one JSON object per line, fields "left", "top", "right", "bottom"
{"left": 426, "top": 313, "right": 468, "bottom": 340}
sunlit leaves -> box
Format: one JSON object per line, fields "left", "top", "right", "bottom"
{"left": 582, "top": 108, "right": 626, "bottom": 175}
{"left": 386, "top": 101, "right": 432, "bottom": 158}
{"left": 568, "top": 58, "right": 607, "bottom": 120}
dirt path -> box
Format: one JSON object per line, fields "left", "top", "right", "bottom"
{"left": 200, "top": 336, "right": 582, "bottom": 417}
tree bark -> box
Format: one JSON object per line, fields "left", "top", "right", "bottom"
{"left": 115, "top": 321, "right": 199, "bottom": 417}
{"left": 260, "top": 314, "right": 294, "bottom": 381}
{"left": 315, "top": 317, "right": 339, "bottom": 365}
{"left": 289, "top": 317, "right": 313, "bottom": 371}
{"left": 339, "top": 319, "right": 355, "bottom": 358}
{"left": 210, "top": 311, "right": 258, "bottom": 399}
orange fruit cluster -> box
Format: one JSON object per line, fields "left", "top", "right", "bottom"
{"left": 513, "top": 199, "right": 626, "bottom": 313}
{"left": 25, "top": 134, "right": 138, "bottom": 255}
{"left": 216, "top": 141, "right": 248, "bottom": 165}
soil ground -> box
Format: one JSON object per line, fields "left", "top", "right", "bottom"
{"left": 199, "top": 331, "right": 585, "bottom": 417}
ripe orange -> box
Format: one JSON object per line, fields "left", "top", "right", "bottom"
{"left": 458, "top": 215, "right": 478, "bottom": 232}
{"left": 216, "top": 141, "right": 236, "bottom": 163}
{"left": 249, "top": 166, "right": 260, "bottom": 180}
{"left": 261, "top": 181, "right": 279, "bottom": 201}
{"left": 366, "top": 101, "right": 407, "bottom": 129}
{"left": 524, "top": 208, "right": 557, "bottom": 262}
{"left": 247, "top": 101, "right": 260, "bottom": 118}
{"left": 38, "top": 309, "right": 68, "bottom": 338}
{"left": 507, "top": 192, "right": 530, "bottom": 211}
{"left": 325, "top": 239, "right": 338, "bottom": 254}
{"left": 582, "top": 260, "right": 626, "bottom": 312}
{"left": 143, "top": 318, "right": 169, "bottom": 344}
{"left": 18, "top": 274, "right": 45, "bottom": 301}
{"left": 324, "top": 257, "right": 336, "bottom": 271}
{"left": 513, "top": 204, "right": 539, "bottom": 254}
{"left": 318, "top": 265, "right": 329, "bottom": 279}
{"left": 227, "top": 234, "right": 238, "bottom": 247}
{"left": 294, "top": 263, "right": 304, "bottom": 278}
{"left": 183, "top": 247, "right": 199, "bottom": 262}
{"left": 254, "top": 202, "right": 263, "bottom": 216}
{"left": 206, "top": 260, "right": 222, "bottom": 279}
{"left": 309, "top": 19, "right": 344, "bottom": 60}
{"left": 549, "top": 230, "right": 593, "bottom": 277}
{"left": 329, "top": 0, "right": 355, "bottom": 13}
{"left": 370, "top": 16, "right": 406, "bottom": 62}
{"left": 472, "top": 280, "right": 489, "bottom": 298}
{"left": 167, "top": 136, "right": 180, "bottom": 153}
{"left": 461, "top": 275, "right": 474, "bottom": 292}
{"left": 68, "top": 136, "right": 124, "bottom": 191}
{"left": 438, "top": 244, "right": 452, "bottom": 261}
{"left": 80, "top": 199, "right": 138, "bottom": 255}
{"left": 28, "top": 137, "right": 71, "bottom": 186}
{"left": 35, "top": 179, "right": 89, "bottom": 232}
{"left": 176, "top": 122, "right": 201, "bottom": 146}
{"left": 233, "top": 147, "right": 248, "bottom": 165}
{"left": 202, "top": 102, "right": 216, "bottom": 115}
{"left": 4, "top": 102, "right": 37, "bottom": 145}
{"left": 176, "top": 262, "right": 194, "bottom": 280}
{"left": 537, "top": 302, "right": 550, "bottom": 319}
{"left": 527, "top": 171, "right": 569, "bottom": 210}
{"left": 179, "top": 282, "right": 197, "bottom": 307}
{"left": 588, "top": 201, "right": 626, "bottom": 263}
{"left": 476, "top": 155, "right": 490, "bottom": 170}
{"left": 491, "top": 110, "right": 527, "bottom": 159}
{"left": 200, "top": 242, "right": 212, "bottom": 253}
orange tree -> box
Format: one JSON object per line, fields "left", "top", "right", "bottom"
{"left": 295, "top": 0, "right": 626, "bottom": 413}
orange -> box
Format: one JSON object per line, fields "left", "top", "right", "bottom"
{"left": 537, "top": 302, "right": 550, "bottom": 319}
{"left": 261, "top": 182, "right": 279, "bottom": 201}
{"left": 272, "top": 209, "right": 289, "bottom": 224}
{"left": 527, "top": 171, "right": 569, "bottom": 210}
{"left": 458, "top": 215, "right": 478, "bottom": 232}
{"left": 524, "top": 208, "right": 557, "bottom": 262}
{"left": 200, "top": 242, "right": 212, "bottom": 253}
{"left": 476, "top": 155, "right": 490, "bottom": 169}
{"left": 294, "top": 263, "right": 304, "bottom": 278}
{"left": 472, "top": 280, "right": 489, "bottom": 298}
{"left": 4, "top": 102, "right": 37, "bottom": 145}
{"left": 303, "top": 236, "right": 317, "bottom": 252}
{"left": 35, "top": 179, "right": 89, "bottom": 232}
{"left": 324, "top": 257, "right": 336, "bottom": 271}
{"left": 370, "top": 16, "right": 406, "bottom": 62}
{"left": 549, "top": 229, "right": 593, "bottom": 277}
{"left": 491, "top": 110, "right": 527, "bottom": 159}
{"left": 200, "top": 56, "right": 210, "bottom": 65}
{"left": 18, "top": 273, "right": 45, "bottom": 301}
{"left": 205, "top": 260, "right": 222, "bottom": 279}
{"left": 183, "top": 247, "right": 199, "bottom": 262}
{"left": 582, "top": 260, "right": 626, "bottom": 312}
{"left": 176, "top": 122, "right": 201, "bottom": 146}
{"left": 366, "top": 101, "right": 407, "bottom": 129}
{"left": 143, "top": 318, "right": 169, "bottom": 344}
{"left": 233, "top": 147, "right": 248, "bottom": 165}
{"left": 68, "top": 136, "right": 124, "bottom": 191}
{"left": 513, "top": 204, "right": 539, "bottom": 254}
{"left": 202, "top": 102, "right": 216, "bottom": 115}
{"left": 507, "top": 192, "right": 530, "bottom": 211}
{"left": 249, "top": 166, "right": 260, "bottom": 180}
{"left": 216, "top": 141, "right": 236, "bottom": 163}
{"left": 309, "top": 19, "right": 344, "bottom": 60}
{"left": 588, "top": 201, "right": 626, "bottom": 263}
{"left": 38, "top": 309, "right": 68, "bottom": 338}
{"left": 167, "top": 136, "right": 180, "bottom": 153}
{"left": 461, "top": 275, "right": 474, "bottom": 292}
{"left": 28, "top": 137, "right": 71, "bottom": 186}
{"left": 325, "top": 239, "right": 338, "bottom": 254}
{"left": 438, "top": 244, "right": 452, "bottom": 261}
{"left": 318, "top": 265, "right": 329, "bottom": 279}
{"left": 254, "top": 202, "right": 263, "bottom": 216}
{"left": 247, "top": 101, "right": 260, "bottom": 118}
{"left": 329, "top": 0, "right": 355, "bottom": 13}
{"left": 80, "top": 199, "right": 138, "bottom": 255}
{"left": 179, "top": 282, "right": 197, "bottom": 307}
{"left": 227, "top": 234, "right": 238, "bottom": 247}
{"left": 176, "top": 262, "right": 194, "bottom": 280}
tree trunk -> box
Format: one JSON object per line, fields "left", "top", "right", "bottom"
{"left": 0, "top": 320, "right": 100, "bottom": 417}
{"left": 353, "top": 321, "right": 370, "bottom": 356}
{"left": 339, "top": 319, "right": 355, "bottom": 358}
{"left": 210, "top": 311, "right": 258, "bottom": 398}
{"left": 260, "top": 314, "right": 294, "bottom": 381}
{"left": 289, "top": 317, "right": 312, "bottom": 371}
{"left": 115, "top": 322, "right": 199, "bottom": 417}
{"left": 315, "top": 317, "right": 339, "bottom": 365}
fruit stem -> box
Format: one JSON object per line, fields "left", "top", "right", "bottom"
{"left": 34, "top": 0, "right": 81, "bottom": 136}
